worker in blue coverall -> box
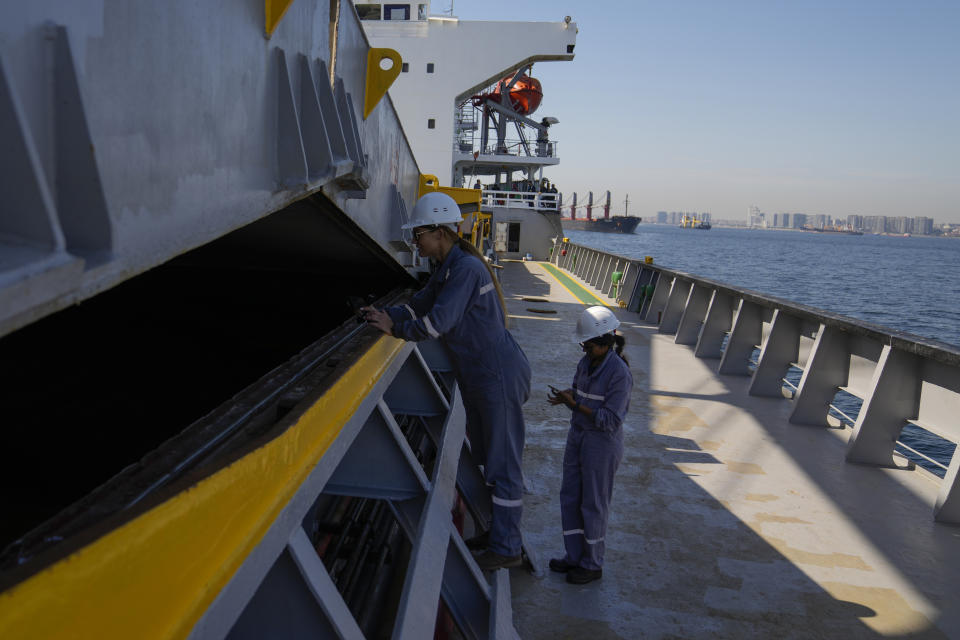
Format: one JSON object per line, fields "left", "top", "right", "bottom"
{"left": 363, "top": 191, "right": 531, "bottom": 571}
{"left": 548, "top": 306, "right": 632, "bottom": 584}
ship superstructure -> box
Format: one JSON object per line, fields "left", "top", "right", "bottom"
{"left": 362, "top": 4, "right": 577, "bottom": 259}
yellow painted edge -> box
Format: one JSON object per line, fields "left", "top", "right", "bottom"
{"left": 417, "top": 174, "right": 482, "bottom": 207}
{"left": 264, "top": 0, "right": 295, "bottom": 37}
{"left": 538, "top": 262, "right": 612, "bottom": 308}
{"left": 0, "top": 336, "right": 407, "bottom": 640}
{"left": 363, "top": 48, "right": 402, "bottom": 119}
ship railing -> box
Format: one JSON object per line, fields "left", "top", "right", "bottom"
{"left": 455, "top": 139, "right": 558, "bottom": 158}
{"left": 550, "top": 240, "right": 960, "bottom": 525}
{"left": 479, "top": 189, "right": 561, "bottom": 212}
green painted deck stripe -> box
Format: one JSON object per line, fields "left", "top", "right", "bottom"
{"left": 540, "top": 262, "right": 610, "bottom": 307}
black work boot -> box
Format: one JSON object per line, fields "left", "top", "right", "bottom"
{"left": 464, "top": 530, "right": 489, "bottom": 551}
{"left": 475, "top": 550, "right": 523, "bottom": 571}
{"left": 548, "top": 557, "right": 575, "bottom": 573}
{"left": 566, "top": 566, "right": 602, "bottom": 584}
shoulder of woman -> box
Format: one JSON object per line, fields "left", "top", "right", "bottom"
{"left": 450, "top": 250, "right": 487, "bottom": 276}
{"left": 612, "top": 356, "right": 633, "bottom": 380}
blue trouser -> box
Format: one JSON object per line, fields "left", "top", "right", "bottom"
{"left": 560, "top": 426, "right": 623, "bottom": 570}
{"left": 461, "top": 348, "right": 530, "bottom": 557}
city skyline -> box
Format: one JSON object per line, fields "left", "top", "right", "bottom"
{"left": 453, "top": 1, "right": 960, "bottom": 223}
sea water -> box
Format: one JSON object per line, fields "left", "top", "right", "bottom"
{"left": 565, "top": 224, "right": 960, "bottom": 475}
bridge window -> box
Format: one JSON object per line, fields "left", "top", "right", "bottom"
{"left": 428, "top": 119, "right": 436, "bottom": 129}
{"left": 384, "top": 4, "right": 410, "bottom": 20}
{"left": 401, "top": 62, "right": 409, "bottom": 72}
{"left": 426, "top": 62, "right": 434, "bottom": 73}
{"left": 418, "top": 3, "right": 427, "bottom": 20}
{"left": 357, "top": 4, "right": 381, "bottom": 20}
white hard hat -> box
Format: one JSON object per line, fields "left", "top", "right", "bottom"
{"left": 574, "top": 306, "right": 620, "bottom": 343}
{"left": 401, "top": 192, "right": 463, "bottom": 230}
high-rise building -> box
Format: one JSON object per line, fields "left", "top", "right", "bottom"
{"left": 847, "top": 215, "right": 863, "bottom": 230}
{"left": 889, "top": 217, "right": 912, "bottom": 234}
{"left": 791, "top": 213, "right": 807, "bottom": 229}
{"left": 656, "top": 211, "right": 668, "bottom": 224}
{"left": 913, "top": 216, "right": 933, "bottom": 235}
{"left": 862, "top": 215, "right": 885, "bottom": 233}
{"left": 780, "top": 213, "right": 791, "bottom": 228}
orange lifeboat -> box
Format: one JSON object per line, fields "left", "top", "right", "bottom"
{"left": 477, "top": 74, "right": 543, "bottom": 116}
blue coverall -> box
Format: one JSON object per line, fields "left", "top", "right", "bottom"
{"left": 560, "top": 348, "right": 632, "bottom": 571}
{"left": 385, "top": 244, "right": 531, "bottom": 556}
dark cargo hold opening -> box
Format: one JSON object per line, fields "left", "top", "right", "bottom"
{"left": 0, "top": 195, "right": 413, "bottom": 569}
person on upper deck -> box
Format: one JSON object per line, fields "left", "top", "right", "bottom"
{"left": 363, "top": 192, "right": 531, "bottom": 572}
{"left": 548, "top": 306, "right": 632, "bottom": 584}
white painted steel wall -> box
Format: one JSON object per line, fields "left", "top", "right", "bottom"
{"left": 363, "top": 15, "right": 576, "bottom": 184}
{"left": 0, "top": 1, "right": 423, "bottom": 339}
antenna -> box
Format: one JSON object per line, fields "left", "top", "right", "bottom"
{"left": 624, "top": 194, "right": 629, "bottom": 216}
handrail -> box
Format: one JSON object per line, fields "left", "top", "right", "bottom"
{"left": 550, "top": 239, "right": 960, "bottom": 524}
{"left": 454, "top": 139, "right": 558, "bottom": 159}
{"left": 480, "top": 189, "right": 561, "bottom": 212}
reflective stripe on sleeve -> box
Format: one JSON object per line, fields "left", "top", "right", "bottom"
{"left": 562, "top": 528, "right": 585, "bottom": 536}
{"left": 479, "top": 283, "right": 494, "bottom": 295}
{"left": 585, "top": 537, "right": 604, "bottom": 545}
{"left": 575, "top": 389, "right": 605, "bottom": 401}
{"left": 423, "top": 315, "right": 441, "bottom": 338}
{"left": 491, "top": 496, "right": 523, "bottom": 508}
{"left": 403, "top": 304, "right": 416, "bottom": 319}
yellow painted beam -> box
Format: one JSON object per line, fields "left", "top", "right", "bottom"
{"left": 418, "top": 173, "right": 482, "bottom": 207}
{"left": 264, "top": 0, "right": 295, "bottom": 37}
{"left": 0, "top": 336, "right": 407, "bottom": 640}
{"left": 364, "top": 48, "right": 402, "bottom": 119}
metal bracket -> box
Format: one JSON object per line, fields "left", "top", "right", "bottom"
{"left": 364, "top": 48, "right": 402, "bottom": 119}
{"left": 276, "top": 48, "right": 309, "bottom": 190}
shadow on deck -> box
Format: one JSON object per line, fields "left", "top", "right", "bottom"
{"left": 501, "top": 261, "right": 958, "bottom": 639}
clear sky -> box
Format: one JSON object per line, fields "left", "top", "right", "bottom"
{"left": 452, "top": 0, "right": 960, "bottom": 222}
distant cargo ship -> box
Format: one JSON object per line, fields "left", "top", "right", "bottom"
{"left": 680, "top": 214, "right": 711, "bottom": 230}
{"left": 808, "top": 227, "right": 863, "bottom": 235}
{"left": 562, "top": 215, "right": 641, "bottom": 234}
{"left": 561, "top": 191, "right": 640, "bottom": 233}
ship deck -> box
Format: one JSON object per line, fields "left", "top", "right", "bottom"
{"left": 501, "top": 260, "right": 960, "bottom": 639}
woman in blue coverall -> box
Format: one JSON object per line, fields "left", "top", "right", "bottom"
{"left": 363, "top": 192, "right": 531, "bottom": 571}
{"left": 548, "top": 306, "right": 632, "bottom": 584}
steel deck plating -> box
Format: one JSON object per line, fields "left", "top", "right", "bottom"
{"left": 505, "top": 259, "right": 960, "bottom": 639}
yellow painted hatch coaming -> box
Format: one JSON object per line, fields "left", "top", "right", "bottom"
{"left": 0, "top": 336, "right": 406, "bottom": 640}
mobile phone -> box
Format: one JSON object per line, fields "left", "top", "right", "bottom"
{"left": 548, "top": 385, "right": 560, "bottom": 394}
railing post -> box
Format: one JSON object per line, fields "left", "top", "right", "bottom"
{"left": 790, "top": 325, "right": 849, "bottom": 425}
{"left": 694, "top": 291, "right": 734, "bottom": 359}
{"left": 659, "top": 279, "right": 691, "bottom": 334}
{"left": 750, "top": 309, "right": 801, "bottom": 397}
{"left": 935, "top": 458, "right": 960, "bottom": 524}
{"left": 575, "top": 247, "right": 587, "bottom": 278}
{"left": 587, "top": 251, "right": 599, "bottom": 283}
{"left": 590, "top": 251, "right": 601, "bottom": 283}
{"left": 675, "top": 284, "right": 712, "bottom": 345}
{"left": 600, "top": 256, "right": 615, "bottom": 293}
{"left": 845, "top": 346, "right": 920, "bottom": 467}
{"left": 718, "top": 300, "right": 761, "bottom": 376}
{"left": 643, "top": 273, "right": 670, "bottom": 324}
